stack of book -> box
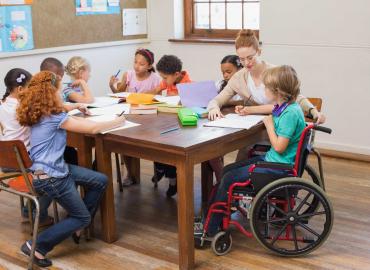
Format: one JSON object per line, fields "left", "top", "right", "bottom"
{"left": 130, "top": 105, "right": 158, "bottom": 114}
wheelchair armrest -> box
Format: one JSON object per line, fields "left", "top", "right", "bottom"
{"left": 249, "top": 161, "right": 294, "bottom": 173}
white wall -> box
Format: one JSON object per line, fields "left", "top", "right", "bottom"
{"left": 0, "top": 43, "right": 146, "bottom": 97}
{"left": 148, "top": 0, "right": 370, "bottom": 155}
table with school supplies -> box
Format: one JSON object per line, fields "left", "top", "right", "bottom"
{"left": 67, "top": 105, "right": 267, "bottom": 270}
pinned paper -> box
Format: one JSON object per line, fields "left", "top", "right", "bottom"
{"left": 123, "top": 8, "right": 147, "bottom": 36}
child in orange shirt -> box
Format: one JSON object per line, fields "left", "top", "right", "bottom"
{"left": 150, "top": 55, "right": 191, "bottom": 96}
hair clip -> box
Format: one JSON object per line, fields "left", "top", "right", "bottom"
{"left": 16, "top": 73, "right": 26, "bottom": 83}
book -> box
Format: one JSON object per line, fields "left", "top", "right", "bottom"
{"left": 157, "top": 104, "right": 183, "bottom": 114}
{"left": 204, "top": 114, "right": 265, "bottom": 130}
{"left": 82, "top": 96, "right": 125, "bottom": 108}
{"left": 130, "top": 105, "right": 158, "bottom": 114}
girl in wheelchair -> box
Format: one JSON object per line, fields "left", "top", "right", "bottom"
{"left": 195, "top": 65, "right": 306, "bottom": 241}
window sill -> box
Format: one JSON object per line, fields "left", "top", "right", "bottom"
{"left": 168, "top": 38, "right": 234, "bottom": 45}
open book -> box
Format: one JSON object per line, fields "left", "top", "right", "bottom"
{"left": 85, "top": 96, "right": 125, "bottom": 108}
{"left": 204, "top": 114, "right": 265, "bottom": 130}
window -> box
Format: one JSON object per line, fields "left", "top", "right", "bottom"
{"left": 184, "top": 0, "right": 260, "bottom": 40}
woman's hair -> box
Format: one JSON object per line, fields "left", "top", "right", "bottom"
{"left": 135, "top": 48, "right": 155, "bottom": 72}
{"left": 2, "top": 68, "right": 32, "bottom": 101}
{"left": 219, "top": 55, "right": 243, "bottom": 92}
{"left": 262, "top": 65, "right": 301, "bottom": 103}
{"left": 65, "top": 56, "right": 90, "bottom": 77}
{"left": 235, "top": 29, "right": 259, "bottom": 50}
{"left": 17, "top": 71, "right": 63, "bottom": 126}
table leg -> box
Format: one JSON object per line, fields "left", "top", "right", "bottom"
{"left": 95, "top": 135, "right": 117, "bottom": 243}
{"left": 176, "top": 157, "right": 195, "bottom": 270}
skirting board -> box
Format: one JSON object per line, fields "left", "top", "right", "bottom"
{"left": 317, "top": 148, "right": 370, "bottom": 163}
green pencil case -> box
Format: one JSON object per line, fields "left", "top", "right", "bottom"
{"left": 178, "top": 108, "right": 198, "bottom": 126}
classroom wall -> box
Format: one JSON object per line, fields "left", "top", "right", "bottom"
{"left": 148, "top": 0, "right": 370, "bottom": 155}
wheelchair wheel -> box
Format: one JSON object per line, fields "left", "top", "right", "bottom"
{"left": 211, "top": 231, "right": 233, "bottom": 256}
{"left": 250, "top": 177, "right": 333, "bottom": 256}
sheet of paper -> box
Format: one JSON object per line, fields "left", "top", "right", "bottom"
{"left": 123, "top": 8, "right": 147, "bottom": 36}
{"left": 108, "top": 92, "right": 131, "bottom": 98}
{"left": 101, "top": 120, "right": 140, "bottom": 134}
{"left": 204, "top": 114, "right": 265, "bottom": 130}
{"left": 88, "top": 103, "right": 130, "bottom": 116}
{"left": 92, "top": 0, "right": 107, "bottom": 12}
{"left": 154, "top": 95, "right": 180, "bottom": 106}
{"left": 84, "top": 96, "right": 121, "bottom": 108}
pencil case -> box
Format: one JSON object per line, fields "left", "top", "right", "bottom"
{"left": 178, "top": 108, "right": 198, "bottom": 126}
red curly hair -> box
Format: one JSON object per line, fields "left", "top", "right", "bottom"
{"left": 17, "top": 71, "right": 64, "bottom": 126}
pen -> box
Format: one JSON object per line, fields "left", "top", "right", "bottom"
{"left": 114, "top": 69, "right": 121, "bottom": 78}
{"left": 160, "top": 126, "right": 180, "bottom": 135}
{"left": 118, "top": 110, "right": 125, "bottom": 116}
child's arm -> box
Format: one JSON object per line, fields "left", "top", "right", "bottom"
{"left": 68, "top": 80, "right": 94, "bottom": 103}
{"left": 263, "top": 115, "right": 290, "bottom": 154}
{"left": 147, "top": 85, "right": 164, "bottom": 95}
{"left": 61, "top": 115, "right": 126, "bottom": 134}
{"left": 235, "top": 104, "right": 273, "bottom": 115}
{"left": 63, "top": 103, "right": 91, "bottom": 115}
{"left": 113, "top": 72, "right": 128, "bottom": 93}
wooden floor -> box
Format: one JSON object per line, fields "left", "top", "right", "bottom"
{"left": 0, "top": 152, "right": 369, "bottom": 270}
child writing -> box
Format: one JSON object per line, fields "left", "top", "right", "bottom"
{"left": 195, "top": 65, "right": 306, "bottom": 238}
{"left": 149, "top": 54, "right": 191, "bottom": 96}
{"left": 17, "top": 71, "right": 125, "bottom": 267}
{"left": 217, "top": 54, "right": 243, "bottom": 103}
{"left": 63, "top": 56, "right": 94, "bottom": 103}
{"left": 109, "top": 48, "right": 160, "bottom": 93}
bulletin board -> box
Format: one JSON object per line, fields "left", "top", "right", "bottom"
{"left": 32, "top": 0, "right": 147, "bottom": 49}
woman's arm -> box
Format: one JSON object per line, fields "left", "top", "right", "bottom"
{"left": 61, "top": 115, "right": 125, "bottom": 135}
{"left": 297, "top": 95, "right": 326, "bottom": 124}
{"left": 263, "top": 115, "right": 289, "bottom": 154}
{"left": 68, "top": 80, "right": 94, "bottom": 103}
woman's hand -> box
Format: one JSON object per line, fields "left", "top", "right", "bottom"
{"left": 208, "top": 108, "right": 224, "bottom": 121}
{"left": 315, "top": 112, "right": 326, "bottom": 124}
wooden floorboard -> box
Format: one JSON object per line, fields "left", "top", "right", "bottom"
{"left": 0, "top": 152, "right": 369, "bottom": 269}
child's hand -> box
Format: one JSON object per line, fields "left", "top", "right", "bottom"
{"left": 235, "top": 106, "right": 252, "bottom": 116}
{"left": 208, "top": 108, "right": 224, "bottom": 121}
{"left": 76, "top": 104, "right": 91, "bottom": 115}
{"left": 235, "top": 105, "right": 244, "bottom": 115}
{"left": 263, "top": 115, "right": 274, "bottom": 128}
{"left": 109, "top": 76, "right": 118, "bottom": 87}
{"left": 71, "top": 79, "right": 87, "bottom": 87}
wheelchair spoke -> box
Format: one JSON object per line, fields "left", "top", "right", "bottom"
{"left": 297, "top": 222, "right": 320, "bottom": 238}
{"left": 261, "top": 217, "right": 287, "bottom": 224}
{"left": 295, "top": 191, "right": 312, "bottom": 214}
{"left": 285, "top": 187, "right": 291, "bottom": 212}
{"left": 270, "top": 223, "right": 288, "bottom": 246}
{"left": 267, "top": 202, "right": 287, "bottom": 216}
{"left": 292, "top": 224, "right": 299, "bottom": 251}
{"left": 298, "top": 211, "right": 326, "bottom": 219}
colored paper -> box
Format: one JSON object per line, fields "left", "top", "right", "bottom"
{"left": 75, "top": 0, "right": 120, "bottom": 16}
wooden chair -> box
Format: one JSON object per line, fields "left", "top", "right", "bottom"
{"left": 306, "top": 97, "right": 326, "bottom": 190}
{"left": 0, "top": 140, "right": 57, "bottom": 270}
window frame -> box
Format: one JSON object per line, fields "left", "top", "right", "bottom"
{"left": 184, "top": 0, "right": 260, "bottom": 40}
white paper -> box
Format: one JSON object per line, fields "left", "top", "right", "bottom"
{"left": 11, "top": 11, "right": 26, "bottom": 21}
{"left": 0, "top": 0, "right": 25, "bottom": 4}
{"left": 123, "top": 8, "right": 147, "bottom": 36}
{"left": 108, "top": 0, "right": 119, "bottom": 7}
{"left": 108, "top": 92, "right": 131, "bottom": 98}
{"left": 101, "top": 120, "right": 140, "bottom": 134}
{"left": 84, "top": 96, "right": 121, "bottom": 108}
{"left": 204, "top": 114, "right": 265, "bottom": 130}
{"left": 88, "top": 103, "right": 130, "bottom": 116}
{"left": 154, "top": 95, "right": 180, "bottom": 106}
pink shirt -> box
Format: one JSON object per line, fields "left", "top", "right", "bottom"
{"left": 126, "top": 70, "right": 161, "bottom": 93}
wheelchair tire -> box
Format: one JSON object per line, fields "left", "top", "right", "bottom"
{"left": 211, "top": 231, "right": 233, "bottom": 256}
{"left": 250, "top": 177, "right": 333, "bottom": 257}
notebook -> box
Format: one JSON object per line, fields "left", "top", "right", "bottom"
{"left": 204, "top": 114, "right": 265, "bottom": 130}
{"left": 177, "top": 81, "right": 218, "bottom": 108}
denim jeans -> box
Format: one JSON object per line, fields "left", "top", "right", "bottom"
{"left": 30, "top": 164, "right": 107, "bottom": 255}
{"left": 206, "top": 156, "right": 266, "bottom": 236}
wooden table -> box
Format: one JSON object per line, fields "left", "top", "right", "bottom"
{"left": 92, "top": 112, "right": 266, "bottom": 269}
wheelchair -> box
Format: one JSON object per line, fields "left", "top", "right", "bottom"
{"left": 195, "top": 123, "right": 333, "bottom": 257}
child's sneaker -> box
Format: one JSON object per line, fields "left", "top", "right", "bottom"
{"left": 122, "top": 177, "right": 134, "bottom": 187}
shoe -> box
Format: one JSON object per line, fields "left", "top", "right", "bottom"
{"left": 21, "top": 241, "right": 52, "bottom": 268}
{"left": 122, "top": 177, "right": 134, "bottom": 187}
{"left": 72, "top": 232, "right": 81, "bottom": 244}
{"left": 194, "top": 222, "right": 204, "bottom": 236}
{"left": 166, "top": 183, "right": 177, "bottom": 197}
{"left": 151, "top": 169, "right": 165, "bottom": 184}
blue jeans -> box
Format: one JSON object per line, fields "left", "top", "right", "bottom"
{"left": 206, "top": 156, "right": 266, "bottom": 236}
{"left": 30, "top": 164, "right": 108, "bottom": 256}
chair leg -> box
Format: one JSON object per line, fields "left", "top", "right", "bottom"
{"left": 312, "top": 148, "right": 326, "bottom": 190}
{"left": 52, "top": 200, "right": 59, "bottom": 223}
{"left": 115, "top": 153, "right": 123, "bottom": 192}
{"left": 28, "top": 196, "right": 40, "bottom": 270}
{"left": 27, "top": 199, "right": 34, "bottom": 235}
{"left": 19, "top": 196, "right": 25, "bottom": 217}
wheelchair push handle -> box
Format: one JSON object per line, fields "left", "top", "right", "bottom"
{"left": 313, "top": 124, "right": 332, "bottom": 134}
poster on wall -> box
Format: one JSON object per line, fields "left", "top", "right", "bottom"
{"left": 0, "top": 0, "right": 33, "bottom": 5}
{"left": 0, "top": 5, "right": 34, "bottom": 52}
{"left": 75, "top": 0, "right": 120, "bottom": 16}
